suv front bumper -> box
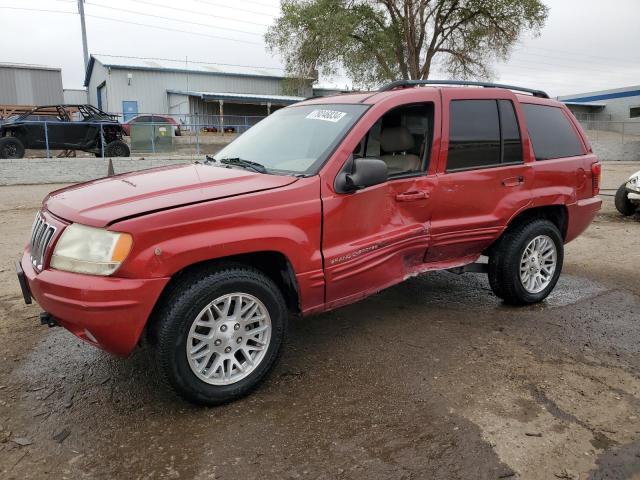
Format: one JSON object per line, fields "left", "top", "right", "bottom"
{"left": 19, "top": 251, "right": 169, "bottom": 356}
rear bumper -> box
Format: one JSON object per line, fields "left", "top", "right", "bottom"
{"left": 21, "top": 252, "right": 169, "bottom": 357}
{"left": 565, "top": 197, "right": 602, "bottom": 243}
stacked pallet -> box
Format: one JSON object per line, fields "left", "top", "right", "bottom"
{"left": 0, "top": 105, "right": 78, "bottom": 119}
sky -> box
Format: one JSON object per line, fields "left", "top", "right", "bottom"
{"left": 0, "top": 0, "right": 638, "bottom": 97}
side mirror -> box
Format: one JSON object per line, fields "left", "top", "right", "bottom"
{"left": 335, "top": 157, "right": 388, "bottom": 193}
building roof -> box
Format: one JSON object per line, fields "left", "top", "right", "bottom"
{"left": 562, "top": 101, "right": 606, "bottom": 108}
{"left": 558, "top": 85, "right": 640, "bottom": 103}
{"left": 85, "top": 54, "right": 288, "bottom": 86}
{"left": 0, "top": 62, "right": 61, "bottom": 72}
{"left": 168, "top": 90, "right": 305, "bottom": 105}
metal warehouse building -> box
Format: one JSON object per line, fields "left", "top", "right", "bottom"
{"left": 559, "top": 85, "right": 640, "bottom": 122}
{"left": 84, "top": 54, "right": 311, "bottom": 122}
{"left": 63, "top": 88, "right": 88, "bottom": 104}
{"left": 0, "top": 63, "right": 64, "bottom": 116}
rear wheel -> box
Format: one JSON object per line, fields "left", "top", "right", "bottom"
{"left": 0, "top": 137, "right": 25, "bottom": 159}
{"left": 615, "top": 183, "right": 636, "bottom": 216}
{"left": 488, "top": 219, "right": 563, "bottom": 305}
{"left": 104, "top": 140, "right": 130, "bottom": 157}
{"left": 154, "top": 266, "right": 288, "bottom": 405}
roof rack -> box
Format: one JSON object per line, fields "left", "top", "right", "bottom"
{"left": 378, "top": 79, "right": 550, "bottom": 99}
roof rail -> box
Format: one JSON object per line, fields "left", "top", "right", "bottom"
{"left": 378, "top": 79, "right": 550, "bottom": 99}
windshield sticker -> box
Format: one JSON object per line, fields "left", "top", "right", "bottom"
{"left": 306, "top": 109, "right": 348, "bottom": 123}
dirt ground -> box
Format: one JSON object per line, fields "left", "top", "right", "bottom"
{"left": 0, "top": 163, "right": 639, "bottom": 480}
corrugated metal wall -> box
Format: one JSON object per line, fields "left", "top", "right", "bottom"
{"left": 87, "top": 62, "right": 108, "bottom": 109}
{"left": 0, "top": 66, "right": 64, "bottom": 105}
{"left": 63, "top": 89, "right": 88, "bottom": 104}
{"left": 88, "top": 60, "right": 311, "bottom": 115}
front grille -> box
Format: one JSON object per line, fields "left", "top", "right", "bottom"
{"left": 30, "top": 213, "right": 57, "bottom": 271}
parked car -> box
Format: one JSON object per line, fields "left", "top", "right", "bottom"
{"left": 614, "top": 170, "right": 640, "bottom": 216}
{"left": 16, "top": 80, "right": 601, "bottom": 405}
{"left": 0, "top": 104, "right": 129, "bottom": 158}
{"left": 122, "top": 114, "right": 181, "bottom": 136}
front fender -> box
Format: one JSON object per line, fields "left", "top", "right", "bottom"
{"left": 111, "top": 176, "right": 323, "bottom": 280}
{"left": 132, "top": 224, "right": 316, "bottom": 278}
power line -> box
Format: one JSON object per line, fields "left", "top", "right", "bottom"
{"left": 495, "top": 58, "right": 640, "bottom": 80}
{"left": 497, "top": 58, "right": 640, "bottom": 78}
{"left": 85, "top": 2, "right": 264, "bottom": 37}
{"left": 521, "top": 45, "right": 637, "bottom": 65}
{"left": 495, "top": 72, "right": 623, "bottom": 88}
{"left": 190, "top": 0, "right": 278, "bottom": 18}
{"left": 126, "top": 0, "right": 270, "bottom": 28}
{"left": 0, "top": 5, "right": 76, "bottom": 15}
{"left": 236, "top": 0, "right": 280, "bottom": 9}
{"left": 494, "top": 67, "right": 638, "bottom": 87}
{"left": 511, "top": 48, "right": 640, "bottom": 69}
{"left": 85, "top": 14, "right": 264, "bottom": 45}
{"left": 93, "top": 53, "right": 285, "bottom": 72}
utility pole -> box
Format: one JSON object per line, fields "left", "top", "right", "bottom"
{"left": 77, "top": 0, "right": 89, "bottom": 72}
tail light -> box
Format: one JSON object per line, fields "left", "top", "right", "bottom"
{"left": 591, "top": 162, "right": 601, "bottom": 196}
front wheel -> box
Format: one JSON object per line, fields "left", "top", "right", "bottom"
{"left": 154, "top": 266, "right": 288, "bottom": 405}
{"left": 615, "top": 183, "right": 636, "bottom": 216}
{"left": 104, "top": 139, "right": 130, "bottom": 157}
{"left": 488, "top": 219, "right": 564, "bottom": 305}
{"left": 0, "top": 137, "right": 25, "bottom": 159}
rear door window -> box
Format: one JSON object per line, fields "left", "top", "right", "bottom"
{"left": 447, "top": 99, "right": 524, "bottom": 171}
{"left": 447, "top": 100, "right": 501, "bottom": 170}
{"left": 499, "top": 100, "right": 523, "bottom": 165}
{"left": 521, "top": 104, "right": 585, "bottom": 160}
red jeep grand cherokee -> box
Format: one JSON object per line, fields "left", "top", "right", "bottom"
{"left": 17, "top": 81, "right": 601, "bottom": 405}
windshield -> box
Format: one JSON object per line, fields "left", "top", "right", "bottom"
{"left": 213, "top": 104, "right": 368, "bottom": 175}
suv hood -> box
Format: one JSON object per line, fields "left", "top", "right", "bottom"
{"left": 45, "top": 163, "right": 299, "bottom": 227}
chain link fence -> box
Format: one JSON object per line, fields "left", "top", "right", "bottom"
{"left": 4, "top": 112, "right": 640, "bottom": 160}
{"left": 577, "top": 120, "right": 640, "bottom": 144}
{"left": 1, "top": 114, "right": 266, "bottom": 159}
{"left": 577, "top": 120, "right": 640, "bottom": 161}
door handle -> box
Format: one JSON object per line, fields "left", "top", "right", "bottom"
{"left": 502, "top": 176, "right": 524, "bottom": 187}
{"left": 395, "top": 191, "right": 429, "bottom": 202}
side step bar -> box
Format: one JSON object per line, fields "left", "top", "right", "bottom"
{"left": 447, "top": 263, "right": 488, "bottom": 275}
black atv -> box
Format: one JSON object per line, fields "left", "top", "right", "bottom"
{"left": 0, "top": 104, "right": 130, "bottom": 159}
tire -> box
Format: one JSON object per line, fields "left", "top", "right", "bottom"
{"left": 154, "top": 265, "right": 288, "bottom": 405}
{"left": 104, "top": 139, "right": 130, "bottom": 157}
{"left": 0, "top": 137, "right": 25, "bottom": 159}
{"left": 615, "top": 183, "right": 636, "bottom": 216}
{"left": 488, "top": 219, "right": 564, "bottom": 305}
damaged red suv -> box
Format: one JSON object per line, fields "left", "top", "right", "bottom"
{"left": 17, "top": 80, "right": 601, "bottom": 405}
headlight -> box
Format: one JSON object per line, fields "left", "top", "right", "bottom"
{"left": 51, "top": 224, "right": 133, "bottom": 276}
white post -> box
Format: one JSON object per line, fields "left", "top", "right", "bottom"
{"left": 219, "top": 100, "right": 224, "bottom": 135}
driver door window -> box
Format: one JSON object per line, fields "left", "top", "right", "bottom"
{"left": 323, "top": 101, "right": 437, "bottom": 305}
{"left": 354, "top": 103, "right": 434, "bottom": 176}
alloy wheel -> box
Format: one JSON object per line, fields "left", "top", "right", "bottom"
{"left": 185, "top": 293, "right": 271, "bottom": 385}
{"left": 519, "top": 235, "right": 557, "bottom": 294}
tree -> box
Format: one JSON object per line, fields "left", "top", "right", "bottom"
{"left": 266, "top": 0, "right": 548, "bottom": 88}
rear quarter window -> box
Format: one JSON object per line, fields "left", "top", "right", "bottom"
{"left": 521, "top": 104, "right": 585, "bottom": 160}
